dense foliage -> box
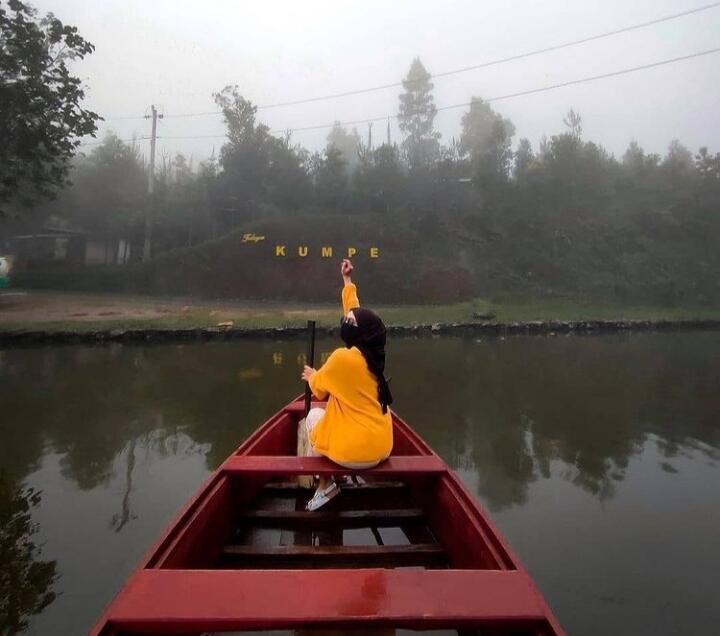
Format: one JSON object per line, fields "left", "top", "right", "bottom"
{"left": 0, "top": 0, "right": 100, "bottom": 213}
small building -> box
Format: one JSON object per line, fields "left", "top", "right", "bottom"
{"left": 7, "top": 228, "right": 133, "bottom": 267}
{"left": 84, "top": 237, "right": 132, "bottom": 265}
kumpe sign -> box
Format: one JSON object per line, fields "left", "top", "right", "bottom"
{"left": 274, "top": 245, "right": 380, "bottom": 258}
{"left": 241, "top": 233, "right": 380, "bottom": 258}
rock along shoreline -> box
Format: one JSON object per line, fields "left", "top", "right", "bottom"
{"left": 1, "top": 318, "right": 720, "bottom": 347}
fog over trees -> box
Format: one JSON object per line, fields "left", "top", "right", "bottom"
{"left": 2, "top": 2, "right": 719, "bottom": 304}
{"left": 12, "top": 54, "right": 717, "bottom": 300}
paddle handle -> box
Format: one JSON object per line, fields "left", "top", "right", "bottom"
{"left": 304, "top": 320, "right": 316, "bottom": 416}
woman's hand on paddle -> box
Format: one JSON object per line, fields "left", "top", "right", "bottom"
{"left": 341, "top": 258, "right": 353, "bottom": 283}
{"left": 301, "top": 365, "right": 316, "bottom": 382}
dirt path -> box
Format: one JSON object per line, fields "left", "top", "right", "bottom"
{"left": 0, "top": 291, "right": 263, "bottom": 324}
{"left": 0, "top": 290, "right": 345, "bottom": 331}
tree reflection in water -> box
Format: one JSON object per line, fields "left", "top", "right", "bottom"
{"left": 1, "top": 334, "right": 720, "bottom": 513}
{"left": 0, "top": 475, "right": 57, "bottom": 635}
{"left": 109, "top": 437, "right": 137, "bottom": 532}
{"left": 390, "top": 333, "right": 720, "bottom": 510}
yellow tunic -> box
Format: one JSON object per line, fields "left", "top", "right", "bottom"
{"left": 308, "top": 283, "right": 393, "bottom": 464}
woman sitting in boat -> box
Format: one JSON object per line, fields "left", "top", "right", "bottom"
{"left": 300, "top": 258, "right": 394, "bottom": 511}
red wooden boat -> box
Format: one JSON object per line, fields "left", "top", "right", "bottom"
{"left": 91, "top": 396, "right": 565, "bottom": 635}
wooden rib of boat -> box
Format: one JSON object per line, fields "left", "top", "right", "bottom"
{"left": 91, "top": 396, "right": 565, "bottom": 635}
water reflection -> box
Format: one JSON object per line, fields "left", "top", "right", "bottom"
{"left": 0, "top": 333, "right": 719, "bottom": 634}
{"left": 391, "top": 334, "right": 720, "bottom": 509}
{"left": 109, "top": 438, "right": 137, "bottom": 533}
{"left": 1, "top": 335, "right": 719, "bottom": 503}
{"left": 0, "top": 476, "right": 57, "bottom": 634}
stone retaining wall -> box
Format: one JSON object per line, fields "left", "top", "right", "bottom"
{"left": 2, "top": 319, "right": 720, "bottom": 347}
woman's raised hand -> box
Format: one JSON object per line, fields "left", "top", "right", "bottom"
{"left": 341, "top": 258, "right": 353, "bottom": 281}
{"left": 301, "top": 365, "right": 316, "bottom": 382}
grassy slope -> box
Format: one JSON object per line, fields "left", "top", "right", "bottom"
{"left": 13, "top": 214, "right": 475, "bottom": 304}
{"left": 11, "top": 209, "right": 720, "bottom": 308}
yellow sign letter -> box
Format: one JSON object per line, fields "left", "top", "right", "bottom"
{"left": 321, "top": 246, "right": 333, "bottom": 258}
{"left": 347, "top": 247, "right": 357, "bottom": 258}
{"left": 370, "top": 247, "right": 379, "bottom": 258}
{"left": 298, "top": 246, "right": 308, "bottom": 257}
{"left": 275, "top": 245, "right": 286, "bottom": 257}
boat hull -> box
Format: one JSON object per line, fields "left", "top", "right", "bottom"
{"left": 91, "top": 397, "right": 565, "bottom": 635}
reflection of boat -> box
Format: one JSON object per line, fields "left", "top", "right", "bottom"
{"left": 91, "top": 396, "right": 564, "bottom": 635}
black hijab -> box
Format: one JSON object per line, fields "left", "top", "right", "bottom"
{"left": 340, "top": 307, "right": 393, "bottom": 414}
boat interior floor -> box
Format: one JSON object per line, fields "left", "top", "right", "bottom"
{"left": 219, "top": 478, "right": 449, "bottom": 570}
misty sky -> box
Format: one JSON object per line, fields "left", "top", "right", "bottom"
{"left": 35, "top": 0, "right": 720, "bottom": 164}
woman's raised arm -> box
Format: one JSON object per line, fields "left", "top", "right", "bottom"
{"left": 341, "top": 258, "right": 360, "bottom": 314}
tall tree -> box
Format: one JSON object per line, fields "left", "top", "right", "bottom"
{"left": 326, "top": 122, "right": 361, "bottom": 174}
{"left": 563, "top": 108, "right": 583, "bottom": 139}
{"left": 36, "top": 133, "right": 147, "bottom": 250}
{"left": 460, "top": 98, "right": 516, "bottom": 189}
{"left": 265, "top": 134, "right": 312, "bottom": 210}
{"left": 514, "top": 138, "right": 534, "bottom": 180}
{"left": 0, "top": 0, "right": 100, "bottom": 213}
{"left": 312, "top": 145, "right": 347, "bottom": 208}
{"left": 354, "top": 144, "right": 404, "bottom": 213}
{"left": 155, "top": 152, "right": 202, "bottom": 249}
{"left": 696, "top": 146, "right": 720, "bottom": 182}
{"left": 196, "top": 153, "right": 220, "bottom": 239}
{"left": 663, "top": 140, "right": 695, "bottom": 176}
{"left": 659, "top": 140, "right": 697, "bottom": 213}
{"left": 694, "top": 146, "right": 720, "bottom": 225}
{"left": 213, "top": 86, "right": 311, "bottom": 219}
{"left": 397, "top": 58, "right": 440, "bottom": 170}
{"left": 620, "top": 141, "right": 660, "bottom": 187}
{"left": 533, "top": 132, "right": 617, "bottom": 216}
{"left": 214, "top": 85, "right": 271, "bottom": 208}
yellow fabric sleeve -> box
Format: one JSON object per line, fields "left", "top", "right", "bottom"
{"left": 342, "top": 282, "right": 360, "bottom": 314}
{"left": 308, "top": 348, "right": 344, "bottom": 400}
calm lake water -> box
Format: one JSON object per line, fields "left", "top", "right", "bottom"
{"left": 1, "top": 333, "right": 719, "bottom": 635}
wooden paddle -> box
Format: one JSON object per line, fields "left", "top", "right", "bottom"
{"left": 297, "top": 320, "right": 317, "bottom": 489}
{"left": 304, "top": 319, "right": 316, "bottom": 416}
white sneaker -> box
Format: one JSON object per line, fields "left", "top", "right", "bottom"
{"left": 305, "top": 481, "right": 340, "bottom": 511}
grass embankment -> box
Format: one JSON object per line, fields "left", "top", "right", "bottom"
{"left": 1, "top": 292, "right": 719, "bottom": 333}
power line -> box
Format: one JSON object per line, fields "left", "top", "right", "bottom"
{"left": 259, "top": 1, "right": 720, "bottom": 110}
{"left": 95, "top": 46, "right": 720, "bottom": 145}
{"left": 103, "top": 2, "right": 720, "bottom": 122}
{"left": 78, "top": 136, "right": 150, "bottom": 147}
{"left": 158, "top": 134, "right": 225, "bottom": 139}
{"left": 450, "top": 47, "right": 720, "bottom": 107}
{"left": 267, "top": 47, "right": 720, "bottom": 134}
{"left": 433, "top": 2, "right": 720, "bottom": 80}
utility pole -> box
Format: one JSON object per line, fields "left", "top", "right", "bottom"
{"left": 143, "top": 105, "right": 162, "bottom": 261}
{"left": 386, "top": 118, "right": 391, "bottom": 145}
{"left": 367, "top": 122, "right": 373, "bottom": 151}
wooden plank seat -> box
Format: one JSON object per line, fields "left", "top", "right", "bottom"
{"left": 221, "top": 455, "right": 446, "bottom": 476}
{"left": 106, "top": 569, "right": 550, "bottom": 633}
{"left": 221, "top": 543, "right": 446, "bottom": 568}
{"left": 241, "top": 507, "right": 425, "bottom": 529}
{"left": 261, "top": 480, "right": 408, "bottom": 494}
